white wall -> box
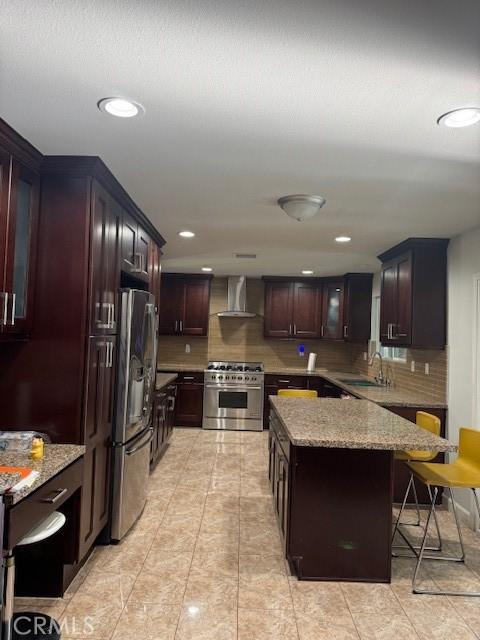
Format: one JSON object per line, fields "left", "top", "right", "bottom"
{"left": 447, "top": 225, "right": 480, "bottom": 527}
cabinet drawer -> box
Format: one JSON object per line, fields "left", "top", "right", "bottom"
{"left": 6, "top": 458, "right": 83, "bottom": 549}
{"left": 176, "top": 371, "right": 204, "bottom": 384}
{"left": 265, "top": 374, "right": 308, "bottom": 388}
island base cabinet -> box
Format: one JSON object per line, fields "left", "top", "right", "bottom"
{"left": 287, "top": 446, "right": 393, "bottom": 582}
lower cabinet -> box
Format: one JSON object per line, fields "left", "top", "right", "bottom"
{"left": 151, "top": 389, "right": 169, "bottom": 467}
{"left": 173, "top": 372, "right": 204, "bottom": 427}
{"left": 269, "top": 413, "right": 291, "bottom": 551}
{"left": 385, "top": 405, "right": 447, "bottom": 505}
{"left": 79, "top": 336, "right": 115, "bottom": 559}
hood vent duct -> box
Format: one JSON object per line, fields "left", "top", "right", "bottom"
{"left": 217, "top": 276, "right": 255, "bottom": 318}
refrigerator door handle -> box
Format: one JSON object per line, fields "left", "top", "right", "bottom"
{"left": 125, "top": 428, "right": 154, "bottom": 455}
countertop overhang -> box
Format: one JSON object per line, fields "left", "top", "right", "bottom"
{"left": 0, "top": 444, "right": 85, "bottom": 505}
{"left": 269, "top": 396, "right": 455, "bottom": 451}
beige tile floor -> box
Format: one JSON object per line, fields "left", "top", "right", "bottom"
{"left": 15, "top": 428, "right": 480, "bottom": 639}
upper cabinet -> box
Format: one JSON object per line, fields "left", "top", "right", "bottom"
{"left": 378, "top": 238, "right": 448, "bottom": 349}
{"left": 158, "top": 274, "right": 212, "bottom": 336}
{"left": 0, "top": 121, "right": 42, "bottom": 337}
{"left": 264, "top": 279, "right": 321, "bottom": 338}
{"left": 148, "top": 240, "right": 162, "bottom": 311}
{"left": 263, "top": 274, "right": 372, "bottom": 342}
{"left": 120, "top": 210, "right": 150, "bottom": 281}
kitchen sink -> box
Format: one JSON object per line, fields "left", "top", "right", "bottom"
{"left": 339, "top": 378, "right": 384, "bottom": 388}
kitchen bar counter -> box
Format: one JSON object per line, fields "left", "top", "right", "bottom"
{"left": 155, "top": 372, "right": 178, "bottom": 390}
{"left": 268, "top": 398, "right": 453, "bottom": 583}
{"left": 158, "top": 364, "right": 206, "bottom": 372}
{"left": 0, "top": 444, "right": 85, "bottom": 505}
{"left": 269, "top": 396, "right": 454, "bottom": 451}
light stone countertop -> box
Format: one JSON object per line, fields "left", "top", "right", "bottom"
{"left": 0, "top": 444, "right": 85, "bottom": 505}
{"left": 156, "top": 372, "right": 178, "bottom": 390}
{"left": 270, "top": 396, "right": 455, "bottom": 451}
{"left": 158, "top": 364, "right": 206, "bottom": 373}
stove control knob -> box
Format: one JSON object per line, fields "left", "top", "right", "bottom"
{"left": 245, "top": 376, "right": 250, "bottom": 381}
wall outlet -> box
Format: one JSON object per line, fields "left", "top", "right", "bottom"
{"left": 410, "top": 360, "right": 415, "bottom": 373}
{"left": 185, "top": 343, "right": 191, "bottom": 353}
{"left": 425, "top": 362, "right": 430, "bottom": 375}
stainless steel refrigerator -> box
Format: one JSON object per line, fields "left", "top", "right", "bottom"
{"left": 110, "top": 289, "right": 157, "bottom": 541}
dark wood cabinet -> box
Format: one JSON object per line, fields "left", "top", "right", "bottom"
{"left": 151, "top": 389, "right": 168, "bottom": 467}
{"left": 378, "top": 238, "right": 448, "bottom": 349}
{"left": 320, "top": 280, "right": 344, "bottom": 340}
{"left": 0, "top": 123, "right": 41, "bottom": 337}
{"left": 264, "top": 279, "right": 321, "bottom": 338}
{"left": 158, "top": 274, "right": 211, "bottom": 336}
{"left": 80, "top": 335, "right": 115, "bottom": 559}
{"left": 148, "top": 241, "right": 162, "bottom": 312}
{"left": 173, "top": 371, "right": 204, "bottom": 427}
{"left": 90, "top": 183, "right": 120, "bottom": 335}
{"left": 343, "top": 273, "right": 373, "bottom": 342}
{"left": 120, "top": 210, "right": 151, "bottom": 281}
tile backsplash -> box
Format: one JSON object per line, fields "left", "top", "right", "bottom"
{"left": 157, "top": 276, "right": 447, "bottom": 403}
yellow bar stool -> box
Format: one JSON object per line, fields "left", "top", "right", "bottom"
{"left": 395, "top": 427, "right": 480, "bottom": 596}
{"left": 393, "top": 412, "right": 442, "bottom": 552}
{"left": 277, "top": 389, "right": 318, "bottom": 398}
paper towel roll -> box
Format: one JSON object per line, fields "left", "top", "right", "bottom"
{"left": 307, "top": 352, "right": 317, "bottom": 372}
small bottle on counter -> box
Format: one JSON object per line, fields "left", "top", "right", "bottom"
{"left": 30, "top": 437, "right": 44, "bottom": 460}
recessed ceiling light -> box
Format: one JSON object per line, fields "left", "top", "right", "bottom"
{"left": 97, "top": 97, "right": 145, "bottom": 118}
{"left": 178, "top": 230, "right": 195, "bottom": 238}
{"left": 302, "top": 270, "right": 314, "bottom": 275}
{"left": 201, "top": 266, "right": 213, "bottom": 272}
{"left": 437, "top": 108, "right": 480, "bottom": 128}
{"left": 335, "top": 236, "right": 351, "bottom": 243}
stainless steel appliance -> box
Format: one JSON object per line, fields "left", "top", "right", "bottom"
{"left": 111, "top": 289, "right": 157, "bottom": 541}
{"left": 203, "top": 361, "right": 264, "bottom": 431}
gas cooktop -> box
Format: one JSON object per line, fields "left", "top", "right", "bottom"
{"left": 205, "top": 361, "right": 264, "bottom": 373}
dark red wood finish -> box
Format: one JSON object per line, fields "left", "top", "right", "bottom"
{"left": 378, "top": 238, "right": 449, "bottom": 349}
{"left": 264, "top": 280, "right": 293, "bottom": 338}
{"left": 158, "top": 274, "right": 211, "bottom": 337}
{"left": 171, "top": 371, "right": 204, "bottom": 427}
{"left": 343, "top": 273, "right": 373, "bottom": 342}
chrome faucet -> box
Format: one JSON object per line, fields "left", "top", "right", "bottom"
{"left": 369, "top": 351, "right": 388, "bottom": 386}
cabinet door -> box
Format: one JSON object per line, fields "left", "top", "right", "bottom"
{"left": 174, "top": 383, "right": 204, "bottom": 427}
{"left": 264, "top": 281, "right": 293, "bottom": 338}
{"left": 181, "top": 278, "right": 210, "bottom": 336}
{"left": 2, "top": 161, "right": 39, "bottom": 335}
{"left": 90, "top": 184, "right": 120, "bottom": 335}
{"left": 120, "top": 210, "right": 138, "bottom": 274}
{"left": 343, "top": 274, "right": 373, "bottom": 342}
{"left": 158, "top": 276, "right": 183, "bottom": 334}
{"left": 321, "top": 281, "right": 344, "bottom": 340}
{"left": 292, "top": 282, "right": 320, "bottom": 338}
{"left": 394, "top": 253, "right": 412, "bottom": 344}
{"left": 277, "top": 453, "right": 289, "bottom": 539}
{"left": 0, "top": 150, "right": 11, "bottom": 299}
{"left": 148, "top": 242, "right": 162, "bottom": 312}
{"left": 136, "top": 227, "right": 151, "bottom": 280}
{"left": 268, "top": 431, "right": 276, "bottom": 491}
{"left": 80, "top": 336, "right": 114, "bottom": 558}
{"left": 380, "top": 260, "right": 397, "bottom": 343}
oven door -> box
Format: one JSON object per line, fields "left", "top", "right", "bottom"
{"left": 204, "top": 384, "right": 263, "bottom": 420}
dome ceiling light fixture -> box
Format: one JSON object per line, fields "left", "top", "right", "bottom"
{"left": 437, "top": 107, "right": 480, "bottom": 128}
{"left": 277, "top": 194, "right": 326, "bottom": 222}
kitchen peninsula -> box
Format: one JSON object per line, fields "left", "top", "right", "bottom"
{"left": 268, "top": 396, "right": 454, "bottom": 583}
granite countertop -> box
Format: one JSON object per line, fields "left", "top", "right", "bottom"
{"left": 0, "top": 444, "right": 85, "bottom": 506}
{"left": 270, "top": 396, "right": 455, "bottom": 451}
{"left": 265, "top": 368, "right": 447, "bottom": 409}
{"left": 156, "top": 372, "right": 178, "bottom": 390}
{"left": 158, "top": 364, "right": 206, "bottom": 373}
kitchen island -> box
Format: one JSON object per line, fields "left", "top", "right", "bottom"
{"left": 268, "top": 396, "right": 454, "bottom": 583}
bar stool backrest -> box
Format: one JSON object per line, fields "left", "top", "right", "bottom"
{"left": 277, "top": 389, "right": 318, "bottom": 398}
{"left": 458, "top": 427, "right": 480, "bottom": 471}
{"left": 416, "top": 411, "right": 441, "bottom": 437}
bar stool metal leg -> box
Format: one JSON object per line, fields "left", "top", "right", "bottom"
{"left": 2, "top": 551, "right": 15, "bottom": 640}
{"left": 412, "top": 487, "right": 480, "bottom": 596}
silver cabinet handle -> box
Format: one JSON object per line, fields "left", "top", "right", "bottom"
{"left": 320, "top": 325, "right": 324, "bottom": 337}
{"left": 41, "top": 488, "right": 68, "bottom": 504}
{"left": 10, "top": 293, "right": 16, "bottom": 325}
{"left": 1, "top": 292, "right": 8, "bottom": 325}
{"left": 168, "top": 396, "right": 175, "bottom": 411}
{"left": 293, "top": 324, "right": 297, "bottom": 335}
{"left": 343, "top": 324, "right": 348, "bottom": 338}
{"left": 109, "top": 342, "right": 114, "bottom": 368}
{"left": 179, "top": 320, "right": 183, "bottom": 333}
{"left": 106, "top": 303, "right": 112, "bottom": 328}
{"left": 110, "top": 303, "right": 115, "bottom": 328}
{"left": 387, "top": 323, "right": 391, "bottom": 339}
{"left": 289, "top": 324, "right": 292, "bottom": 335}
{"left": 174, "top": 320, "right": 178, "bottom": 332}
{"left": 278, "top": 379, "right": 291, "bottom": 384}
{"left": 183, "top": 376, "right": 195, "bottom": 380}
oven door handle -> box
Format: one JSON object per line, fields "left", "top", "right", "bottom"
{"left": 205, "top": 384, "right": 262, "bottom": 391}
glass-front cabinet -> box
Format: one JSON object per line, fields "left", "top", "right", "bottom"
{"left": 1, "top": 160, "right": 39, "bottom": 336}
{"left": 321, "top": 280, "right": 344, "bottom": 340}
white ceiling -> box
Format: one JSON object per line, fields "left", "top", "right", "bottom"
{"left": 1, "top": 0, "right": 479, "bottom": 276}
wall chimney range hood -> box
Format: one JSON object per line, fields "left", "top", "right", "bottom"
{"left": 217, "top": 276, "right": 255, "bottom": 317}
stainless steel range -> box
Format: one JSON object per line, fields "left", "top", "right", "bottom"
{"left": 203, "top": 361, "right": 264, "bottom": 431}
